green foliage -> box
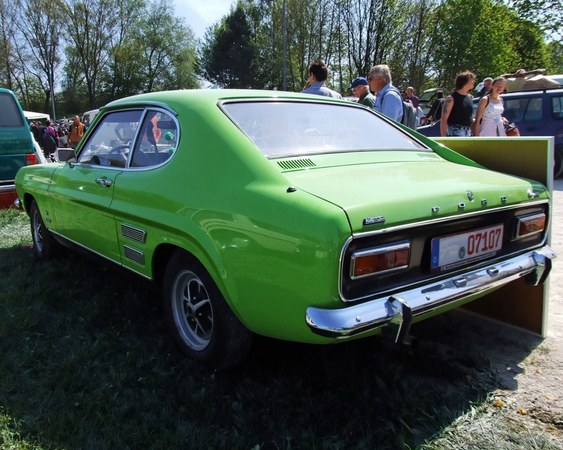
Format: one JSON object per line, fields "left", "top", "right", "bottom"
{"left": 200, "top": 2, "right": 261, "bottom": 88}
{"left": 511, "top": 0, "right": 562, "bottom": 42}
{"left": 429, "top": 0, "right": 551, "bottom": 90}
{"left": 546, "top": 41, "right": 563, "bottom": 73}
{"left": 509, "top": 17, "right": 550, "bottom": 72}
{"left": 1, "top": 0, "right": 558, "bottom": 115}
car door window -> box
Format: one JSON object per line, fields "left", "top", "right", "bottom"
{"left": 78, "top": 110, "right": 142, "bottom": 167}
{"left": 503, "top": 98, "right": 527, "bottom": 122}
{"left": 552, "top": 95, "right": 563, "bottom": 120}
{"left": 130, "top": 110, "right": 178, "bottom": 168}
{"left": 524, "top": 98, "right": 543, "bottom": 121}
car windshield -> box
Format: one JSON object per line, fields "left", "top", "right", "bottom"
{"left": 419, "top": 90, "right": 437, "bottom": 103}
{"left": 223, "top": 101, "right": 426, "bottom": 157}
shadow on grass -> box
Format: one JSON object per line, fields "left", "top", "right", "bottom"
{"left": 0, "top": 243, "right": 543, "bottom": 450}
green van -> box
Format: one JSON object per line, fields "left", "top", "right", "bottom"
{"left": 0, "top": 88, "right": 38, "bottom": 208}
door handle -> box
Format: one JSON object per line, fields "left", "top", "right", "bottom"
{"left": 95, "top": 177, "right": 113, "bottom": 187}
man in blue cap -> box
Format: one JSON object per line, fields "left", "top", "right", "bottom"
{"left": 350, "top": 77, "right": 375, "bottom": 108}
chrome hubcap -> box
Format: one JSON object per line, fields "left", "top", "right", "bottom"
{"left": 173, "top": 270, "right": 213, "bottom": 351}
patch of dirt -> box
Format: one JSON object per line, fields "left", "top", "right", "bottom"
{"left": 486, "top": 178, "right": 563, "bottom": 440}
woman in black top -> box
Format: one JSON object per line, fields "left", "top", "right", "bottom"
{"left": 440, "top": 71, "right": 476, "bottom": 137}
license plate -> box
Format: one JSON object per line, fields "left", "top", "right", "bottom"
{"left": 431, "top": 224, "right": 504, "bottom": 270}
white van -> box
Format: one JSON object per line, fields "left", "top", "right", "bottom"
{"left": 82, "top": 109, "right": 99, "bottom": 128}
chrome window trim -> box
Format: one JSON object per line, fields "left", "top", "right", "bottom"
{"left": 75, "top": 106, "right": 180, "bottom": 172}
{"left": 218, "top": 98, "right": 431, "bottom": 155}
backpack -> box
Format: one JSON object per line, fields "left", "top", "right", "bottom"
{"left": 42, "top": 126, "right": 57, "bottom": 148}
{"left": 382, "top": 88, "right": 418, "bottom": 130}
{"left": 401, "top": 100, "right": 418, "bottom": 130}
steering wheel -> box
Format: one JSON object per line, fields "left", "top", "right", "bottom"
{"left": 109, "top": 144, "right": 131, "bottom": 156}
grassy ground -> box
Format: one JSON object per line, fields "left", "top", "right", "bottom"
{"left": 1, "top": 208, "right": 561, "bottom": 450}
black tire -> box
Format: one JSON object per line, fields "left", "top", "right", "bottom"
{"left": 162, "top": 250, "right": 252, "bottom": 370}
{"left": 30, "top": 200, "right": 60, "bottom": 260}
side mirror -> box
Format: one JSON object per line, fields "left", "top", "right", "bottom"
{"left": 56, "top": 148, "right": 76, "bottom": 163}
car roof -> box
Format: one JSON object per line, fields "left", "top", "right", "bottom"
{"left": 104, "top": 89, "right": 351, "bottom": 111}
{"left": 500, "top": 88, "right": 563, "bottom": 97}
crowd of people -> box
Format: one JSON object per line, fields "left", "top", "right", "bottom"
{"left": 29, "top": 115, "right": 85, "bottom": 159}
{"left": 29, "top": 62, "right": 523, "bottom": 157}
{"left": 300, "top": 60, "right": 522, "bottom": 137}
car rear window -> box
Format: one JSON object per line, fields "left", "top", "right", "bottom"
{"left": 223, "top": 101, "right": 426, "bottom": 157}
{"left": 0, "top": 93, "right": 25, "bottom": 128}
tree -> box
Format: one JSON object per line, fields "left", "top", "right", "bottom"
{"left": 13, "top": 0, "right": 64, "bottom": 117}
{"left": 509, "top": 0, "right": 562, "bottom": 43}
{"left": 200, "top": 2, "right": 259, "bottom": 88}
{"left": 428, "top": 0, "right": 549, "bottom": 89}
{"left": 61, "top": 0, "right": 119, "bottom": 108}
{"left": 103, "top": 0, "right": 146, "bottom": 101}
{"left": 135, "top": 0, "right": 198, "bottom": 92}
{"left": 0, "top": 0, "right": 17, "bottom": 89}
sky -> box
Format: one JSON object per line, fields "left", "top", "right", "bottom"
{"left": 173, "top": 0, "right": 235, "bottom": 40}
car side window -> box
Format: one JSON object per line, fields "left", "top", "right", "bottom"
{"left": 78, "top": 110, "right": 142, "bottom": 167}
{"left": 503, "top": 98, "right": 526, "bottom": 123}
{"left": 524, "top": 98, "right": 543, "bottom": 121}
{"left": 552, "top": 96, "right": 563, "bottom": 120}
{"left": 130, "top": 110, "right": 178, "bottom": 168}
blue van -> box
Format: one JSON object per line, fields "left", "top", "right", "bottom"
{"left": 417, "top": 87, "right": 563, "bottom": 177}
{"left": 0, "top": 88, "right": 39, "bottom": 208}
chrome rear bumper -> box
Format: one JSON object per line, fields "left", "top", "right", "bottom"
{"left": 306, "top": 245, "right": 555, "bottom": 340}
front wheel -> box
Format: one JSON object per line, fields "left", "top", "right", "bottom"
{"left": 162, "top": 251, "right": 252, "bottom": 369}
{"left": 30, "top": 200, "right": 60, "bottom": 260}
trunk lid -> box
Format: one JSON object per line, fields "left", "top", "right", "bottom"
{"left": 280, "top": 156, "right": 546, "bottom": 233}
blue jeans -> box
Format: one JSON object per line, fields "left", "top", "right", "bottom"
{"left": 447, "top": 125, "right": 472, "bottom": 137}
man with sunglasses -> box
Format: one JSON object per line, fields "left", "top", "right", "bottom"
{"left": 368, "top": 64, "right": 403, "bottom": 122}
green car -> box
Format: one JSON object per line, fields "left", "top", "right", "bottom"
{"left": 15, "top": 89, "right": 555, "bottom": 369}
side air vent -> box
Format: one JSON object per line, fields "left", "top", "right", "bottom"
{"left": 124, "top": 246, "right": 145, "bottom": 265}
{"left": 121, "top": 223, "right": 146, "bottom": 243}
{"left": 277, "top": 159, "right": 316, "bottom": 171}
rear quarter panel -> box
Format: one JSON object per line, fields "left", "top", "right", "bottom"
{"left": 108, "top": 98, "right": 352, "bottom": 342}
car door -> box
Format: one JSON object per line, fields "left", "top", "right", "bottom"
{"left": 503, "top": 94, "right": 543, "bottom": 135}
{"left": 49, "top": 110, "right": 144, "bottom": 262}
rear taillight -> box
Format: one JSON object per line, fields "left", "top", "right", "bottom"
{"left": 515, "top": 213, "right": 546, "bottom": 240}
{"left": 350, "top": 241, "right": 410, "bottom": 279}
{"left": 25, "top": 153, "right": 38, "bottom": 165}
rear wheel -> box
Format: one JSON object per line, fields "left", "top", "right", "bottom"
{"left": 162, "top": 250, "right": 252, "bottom": 369}
{"left": 30, "top": 200, "right": 60, "bottom": 260}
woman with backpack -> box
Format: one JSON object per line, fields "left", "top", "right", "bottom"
{"left": 473, "top": 77, "right": 507, "bottom": 137}
{"left": 42, "top": 120, "right": 59, "bottom": 157}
